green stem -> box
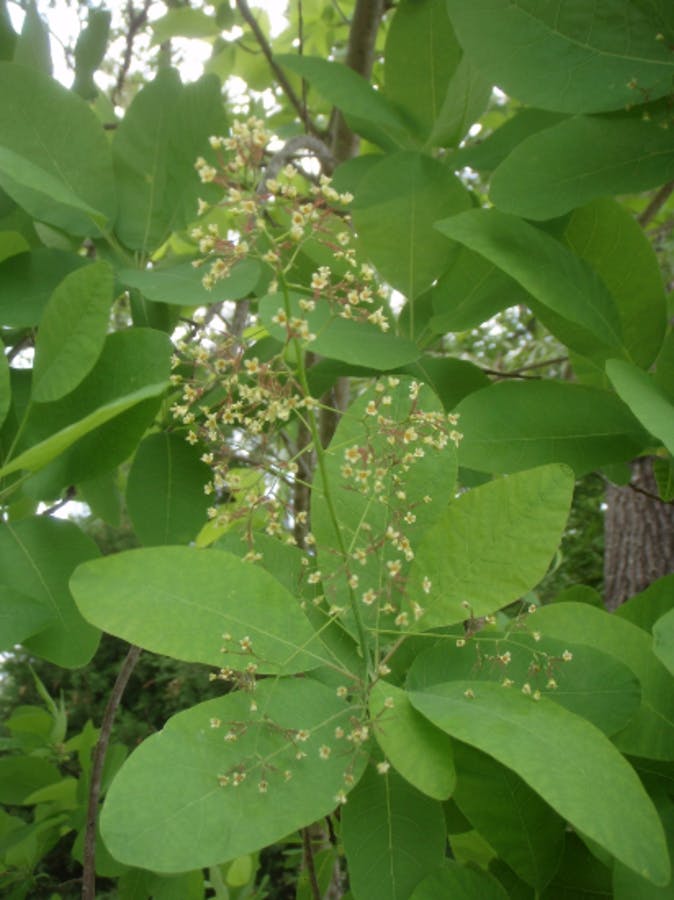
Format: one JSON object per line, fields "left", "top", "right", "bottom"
{"left": 280, "top": 278, "right": 371, "bottom": 679}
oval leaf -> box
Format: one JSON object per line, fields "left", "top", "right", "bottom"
{"left": 606, "top": 359, "right": 674, "bottom": 456}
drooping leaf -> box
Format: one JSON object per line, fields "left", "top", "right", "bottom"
{"left": 112, "top": 68, "right": 227, "bottom": 254}
{"left": 32, "top": 261, "right": 114, "bottom": 403}
{"left": 342, "top": 765, "right": 447, "bottom": 900}
{"left": 534, "top": 602, "right": 674, "bottom": 761}
{"left": 456, "top": 381, "right": 649, "bottom": 476}
{"left": 0, "top": 248, "right": 88, "bottom": 327}
{"left": 0, "top": 62, "right": 116, "bottom": 234}
{"left": 384, "top": 0, "right": 462, "bottom": 143}
{"left": 259, "top": 292, "right": 420, "bottom": 370}
{"left": 118, "top": 258, "right": 260, "bottom": 307}
{"left": 100, "top": 679, "right": 367, "bottom": 871}
{"left": 445, "top": 0, "right": 674, "bottom": 113}
{"left": 491, "top": 117, "right": 674, "bottom": 220}
{"left": 606, "top": 359, "right": 674, "bottom": 455}
{"left": 276, "top": 54, "right": 414, "bottom": 151}
{"left": 405, "top": 465, "right": 573, "bottom": 627}
{"left": 126, "top": 432, "right": 212, "bottom": 546}
{"left": 564, "top": 199, "right": 666, "bottom": 369}
{"left": 71, "top": 545, "right": 337, "bottom": 675}
{"left": 369, "top": 680, "right": 455, "bottom": 801}
{"left": 409, "top": 681, "right": 670, "bottom": 886}
{"left": 452, "top": 743, "right": 565, "bottom": 890}
{"left": 13, "top": 1, "right": 51, "bottom": 75}
{"left": 0, "top": 516, "right": 100, "bottom": 667}
{"left": 354, "top": 151, "right": 471, "bottom": 303}
{"left": 1, "top": 329, "right": 171, "bottom": 481}
{"left": 435, "top": 209, "right": 625, "bottom": 358}
{"left": 72, "top": 8, "right": 110, "bottom": 100}
{"left": 410, "top": 862, "right": 509, "bottom": 900}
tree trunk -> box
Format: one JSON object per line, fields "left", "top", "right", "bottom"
{"left": 603, "top": 457, "right": 674, "bottom": 610}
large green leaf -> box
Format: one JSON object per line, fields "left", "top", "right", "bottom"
{"left": 606, "top": 359, "right": 674, "bottom": 455}
{"left": 491, "top": 116, "right": 674, "bottom": 221}
{"left": 353, "top": 151, "right": 471, "bottom": 304}
{"left": 615, "top": 575, "right": 674, "bottom": 632}
{"left": 342, "top": 765, "right": 446, "bottom": 900}
{"left": 452, "top": 743, "right": 565, "bottom": 890}
{"left": 13, "top": 1, "right": 51, "bottom": 74}
{"left": 32, "top": 261, "right": 114, "bottom": 403}
{"left": 118, "top": 258, "right": 260, "bottom": 307}
{"left": 0, "top": 62, "right": 115, "bottom": 234}
{"left": 0, "top": 248, "right": 88, "bottom": 327}
{"left": 126, "top": 432, "right": 212, "bottom": 546}
{"left": 1, "top": 329, "right": 170, "bottom": 481}
{"left": 72, "top": 8, "right": 110, "bottom": 100}
{"left": 436, "top": 209, "right": 625, "bottom": 358}
{"left": 653, "top": 609, "right": 674, "bottom": 676}
{"left": 311, "top": 379, "right": 457, "bottom": 633}
{"left": 71, "top": 546, "right": 337, "bottom": 675}
{"left": 428, "top": 54, "right": 492, "bottom": 149}
{"left": 369, "top": 680, "right": 455, "bottom": 801}
{"left": 0, "top": 516, "right": 100, "bottom": 667}
{"left": 406, "top": 465, "right": 573, "bottom": 628}
{"left": 112, "top": 68, "right": 226, "bottom": 254}
{"left": 276, "top": 54, "right": 414, "bottom": 151}
{"left": 564, "top": 199, "right": 666, "bottom": 369}
{"left": 409, "top": 681, "right": 670, "bottom": 886}
{"left": 534, "top": 602, "right": 674, "bottom": 761}
{"left": 456, "top": 381, "right": 649, "bottom": 476}
{"left": 410, "top": 862, "right": 509, "bottom": 900}
{"left": 0, "top": 585, "right": 53, "bottom": 650}
{"left": 445, "top": 0, "right": 674, "bottom": 113}
{"left": 408, "top": 631, "right": 641, "bottom": 737}
{"left": 101, "top": 679, "right": 367, "bottom": 871}
{"left": 384, "top": 0, "right": 462, "bottom": 143}
{"left": 0, "top": 756, "right": 60, "bottom": 804}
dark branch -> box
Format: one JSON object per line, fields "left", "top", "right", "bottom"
{"left": 638, "top": 181, "right": 674, "bottom": 227}
{"left": 301, "top": 827, "right": 321, "bottom": 900}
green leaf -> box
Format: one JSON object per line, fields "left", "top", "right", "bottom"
{"left": 410, "top": 862, "right": 509, "bottom": 900}
{"left": 428, "top": 55, "right": 492, "bottom": 148}
{"left": 13, "top": 1, "right": 51, "bottom": 75}
{"left": 32, "top": 261, "right": 114, "bottom": 403}
{"left": 435, "top": 209, "right": 624, "bottom": 358}
{"left": 276, "top": 54, "right": 414, "bottom": 151}
{"left": 2, "top": 328, "right": 171, "bottom": 482}
{"left": 118, "top": 258, "right": 260, "bottom": 306}
{"left": 72, "top": 8, "right": 110, "bottom": 100}
{"left": 258, "top": 292, "right": 420, "bottom": 370}
{"left": 456, "top": 381, "right": 649, "bottom": 476}
{"left": 430, "top": 245, "right": 530, "bottom": 333}
{"left": 452, "top": 743, "right": 564, "bottom": 890}
{"left": 0, "top": 248, "right": 88, "bottom": 327}
{"left": 369, "top": 681, "right": 455, "bottom": 801}
{"left": 100, "top": 679, "right": 367, "bottom": 871}
{"left": 409, "top": 631, "right": 641, "bottom": 737}
{"left": 112, "top": 68, "right": 227, "bottom": 254}
{"left": 0, "top": 517, "right": 100, "bottom": 667}
{"left": 0, "top": 62, "right": 116, "bottom": 234}
{"left": 606, "top": 359, "right": 674, "bottom": 455}
{"left": 445, "top": 0, "right": 674, "bottom": 113}
{"left": 384, "top": 0, "right": 462, "bottom": 143}
{"left": 615, "top": 575, "right": 674, "bottom": 632}
{"left": 354, "top": 151, "right": 471, "bottom": 303}
{"left": 652, "top": 608, "right": 674, "bottom": 676}
{"left": 0, "top": 585, "right": 53, "bottom": 650}
{"left": 78, "top": 469, "right": 122, "bottom": 527}
{"left": 534, "top": 602, "right": 674, "bottom": 761}
{"left": 409, "top": 681, "right": 670, "bottom": 886}
{"left": 311, "top": 379, "right": 457, "bottom": 632}
{"left": 401, "top": 356, "right": 490, "bottom": 411}
{"left": 342, "top": 764, "right": 447, "bottom": 900}
{"left": 151, "top": 7, "right": 219, "bottom": 42}
{"left": 0, "top": 756, "right": 60, "bottom": 804}
{"left": 406, "top": 465, "right": 573, "bottom": 628}
{"left": 0, "top": 0, "right": 16, "bottom": 60}
{"left": 540, "top": 832, "right": 613, "bottom": 899}
{"left": 71, "top": 546, "right": 337, "bottom": 675}
{"left": 0, "top": 335, "right": 8, "bottom": 430}
{"left": 491, "top": 117, "right": 674, "bottom": 221}
{"left": 564, "top": 199, "right": 667, "bottom": 369}
{"left": 451, "top": 108, "right": 567, "bottom": 172}
{"left": 126, "top": 433, "right": 212, "bottom": 546}
{"left": 653, "top": 457, "right": 674, "bottom": 501}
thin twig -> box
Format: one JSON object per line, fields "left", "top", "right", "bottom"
{"left": 235, "top": 0, "right": 320, "bottom": 136}
{"left": 82, "top": 645, "right": 142, "bottom": 900}
{"left": 638, "top": 181, "right": 674, "bottom": 227}
{"left": 41, "top": 488, "right": 76, "bottom": 517}
{"left": 112, "top": 0, "right": 151, "bottom": 107}
{"left": 302, "top": 827, "right": 321, "bottom": 900}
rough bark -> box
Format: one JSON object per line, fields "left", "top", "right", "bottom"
{"left": 603, "top": 457, "right": 674, "bottom": 610}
